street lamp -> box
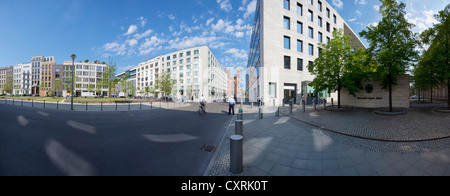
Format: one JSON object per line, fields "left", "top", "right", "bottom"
{"left": 71, "top": 54, "right": 76, "bottom": 110}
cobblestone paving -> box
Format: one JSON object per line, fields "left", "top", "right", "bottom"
{"left": 205, "top": 105, "right": 450, "bottom": 176}
{"left": 282, "top": 107, "right": 450, "bottom": 142}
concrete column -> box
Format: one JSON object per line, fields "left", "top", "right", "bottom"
{"left": 289, "top": 100, "right": 293, "bottom": 115}
{"left": 230, "top": 135, "right": 243, "bottom": 174}
{"left": 259, "top": 107, "right": 263, "bottom": 119}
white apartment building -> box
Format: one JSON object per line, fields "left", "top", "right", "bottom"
{"left": 13, "top": 63, "right": 31, "bottom": 95}
{"left": 247, "top": 0, "right": 365, "bottom": 106}
{"left": 62, "top": 61, "right": 109, "bottom": 96}
{"left": 129, "top": 46, "right": 227, "bottom": 101}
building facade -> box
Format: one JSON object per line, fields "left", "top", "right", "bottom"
{"left": 40, "top": 60, "right": 56, "bottom": 97}
{"left": 30, "top": 56, "right": 55, "bottom": 96}
{"left": 62, "top": 61, "right": 109, "bottom": 97}
{"left": 247, "top": 0, "right": 365, "bottom": 106}
{"left": 123, "top": 46, "right": 227, "bottom": 101}
{"left": 0, "top": 66, "right": 13, "bottom": 94}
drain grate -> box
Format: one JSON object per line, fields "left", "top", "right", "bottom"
{"left": 201, "top": 144, "right": 217, "bottom": 153}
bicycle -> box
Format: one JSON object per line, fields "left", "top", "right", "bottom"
{"left": 198, "top": 103, "right": 207, "bottom": 115}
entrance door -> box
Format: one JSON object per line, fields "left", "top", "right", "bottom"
{"left": 284, "top": 84, "right": 297, "bottom": 104}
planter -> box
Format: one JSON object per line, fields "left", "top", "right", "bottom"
{"left": 374, "top": 107, "right": 407, "bottom": 116}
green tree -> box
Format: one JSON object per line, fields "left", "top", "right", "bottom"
{"left": 53, "top": 79, "right": 64, "bottom": 97}
{"left": 309, "top": 30, "right": 371, "bottom": 108}
{"left": 101, "top": 57, "right": 118, "bottom": 98}
{"left": 360, "top": 0, "right": 418, "bottom": 112}
{"left": 419, "top": 4, "right": 450, "bottom": 108}
{"left": 145, "top": 86, "right": 150, "bottom": 98}
{"left": 4, "top": 76, "right": 13, "bottom": 94}
{"left": 87, "top": 83, "right": 95, "bottom": 93}
{"left": 155, "top": 71, "right": 174, "bottom": 102}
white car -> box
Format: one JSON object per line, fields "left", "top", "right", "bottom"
{"left": 81, "top": 92, "right": 97, "bottom": 98}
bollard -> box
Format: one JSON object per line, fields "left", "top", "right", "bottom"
{"left": 4, "top": 98, "right": 6, "bottom": 104}
{"left": 230, "top": 135, "right": 243, "bottom": 174}
{"left": 273, "top": 99, "right": 276, "bottom": 107}
{"left": 116, "top": 103, "right": 118, "bottom": 111}
{"left": 313, "top": 99, "right": 316, "bottom": 111}
{"left": 237, "top": 109, "right": 243, "bottom": 120}
{"left": 44, "top": 100, "right": 46, "bottom": 108}
{"left": 140, "top": 101, "right": 142, "bottom": 110}
{"left": 302, "top": 100, "right": 306, "bottom": 112}
{"left": 151, "top": 101, "right": 153, "bottom": 109}
{"left": 235, "top": 120, "right": 243, "bottom": 135}
{"left": 259, "top": 107, "right": 263, "bottom": 119}
{"left": 282, "top": 99, "right": 285, "bottom": 108}
{"left": 276, "top": 107, "right": 280, "bottom": 117}
{"left": 86, "top": 102, "right": 88, "bottom": 111}
{"left": 323, "top": 99, "right": 327, "bottom": 110}
{"left": 331, "top": 98, "right": 334, "bottom": 108}
{"left": 289, "top": 100, "right": 293, "bottom": 115}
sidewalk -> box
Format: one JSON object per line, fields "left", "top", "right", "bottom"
{"left": 205, "top": 105, "right": 450, "bottom": 176}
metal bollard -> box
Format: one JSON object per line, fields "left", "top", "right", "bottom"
{"left": 86, "top": 102, "right": 88, "bottom": 111}
{"left": 230, "top": 135, "right": 243, "bottom": 174}
{"left": 44, "top": 100, "right": 46, "bottom": 108}
{"left": 140, "top": 101, "right": 142, "bottom": 110}
{"left": 323, "top": 99, "right": 327, "bottom": 110}
{"left": 313, "top": 99, "right": 316, "bottom": 111}
{"left": 237, "top": 109, "right": 243, "bottom": 120}
{"left": 259, "top": 107, "right": 263, "bottom": 119}
{"left": 276, "top": 107, "right": 280, "bottom": 117}
{"left": 331, "top": 98, "right": 334, "bottom": 108}
{"left": 151, "top": 101, "right": 153, "bottom": 109}
{"left": 302, "top": 100, "right": 306, "bottom": 112}
{"left": 235, "top": 120, "right": 243, "bottom": 135}
{"left": 289, "top": 100, "right": 293, "bottom": 115}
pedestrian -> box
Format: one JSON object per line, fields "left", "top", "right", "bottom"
{"left": 228, "top": 96, "right": 236, "bottom": 115}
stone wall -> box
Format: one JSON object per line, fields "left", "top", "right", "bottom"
{"left": 339, "top": 74, "right": 410, "bottom": 108}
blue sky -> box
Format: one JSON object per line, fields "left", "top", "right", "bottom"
{"left": 0, "top": 0, "right": 448, "bottom": 73}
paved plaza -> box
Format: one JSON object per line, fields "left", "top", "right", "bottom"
{"left": 205, "top": 105, "right": 450, "bottom": 176}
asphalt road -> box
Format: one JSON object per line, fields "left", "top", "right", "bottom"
{"left": 0, "top": 102, "right": 233, "bottom": 176}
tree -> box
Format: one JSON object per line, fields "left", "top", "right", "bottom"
{"left": 145, "top": 86, "right": 150, "bottom": 98}
{"left": 360, "top": 0, "right": 418, "bottom": 112}
{"left": 4, "top": 76, "right": 13, "bottom": 94}
{"left": 87, "top": 83, "right": 95, "bottom": 94}
{"left": 309, "top": 30, "right": 371, "bottom": 108}
{"left": 155, "top": 71, "right": 174, "bottom": 102}
{"left": 101, "top": 57, "right": 118, "bottom": 98}
{"left": 53, "top": 79, "right": 64, "bottom": 97}
{"left": 418, "top": 4, "right": 450, "bottom": 108}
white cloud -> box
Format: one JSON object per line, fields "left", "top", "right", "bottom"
{"left": 354, "top": 0, "right": 367, "bottom": 5}
{"left": 139, "top": 35, "right": 166, "bottom": 55}
{"left": 356, "top": 10, "right": 362, "bottom": 16}
{"left": 134, "top": 29, "right": 153, "bottom": 40}
{"left": 225, "top": 48, "right": 248, "bottom": 60}
{"left": 373, "top": 5, "right": 380, "bottom": 11}
{"left": 206, "top": 18, "right": 215, "bottom": 26}
{"left": 211, "top": 19, "right": 252, "bottom": 38}
{"left": 167, "top": 36, "right": 225, "bottom": 50}
{"left": 332, "top": 0, "right": 344, "bottom": 9}
{"left": 168, "top": 14, "right": 176, "bottom": 20}
{"left": 348, "top": 17, "right": 357, "bottom": 22}
{"left": 138, "top": 16, "right": 147, "bottom": 27}
{"left": 217, "top": 0, "right": 232, "bottom": 12}
{"left": 243, "top": 0, "right": 257, "bottom": 19}
{"left": 125, "top": 25, "right": 137, "bottom": 35}
{"left": 127, "top": 39, "right": 138, "bottom": 47}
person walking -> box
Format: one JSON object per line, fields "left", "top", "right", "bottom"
{"left": 228, "top": 96, "right": 236, "bottom": 115}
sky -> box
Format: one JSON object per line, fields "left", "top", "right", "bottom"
{"left": 0, "top": 0, "right": 448, "bottom": 73}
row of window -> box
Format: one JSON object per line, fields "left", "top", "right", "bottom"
{"left": 283, "top": 16, "right": 335, "bottom": 40}
{"left": 162, "top": 57, "right": 200, "bottom": 67}
{"left": 163, "top": 50, "right": 200, "bottom": 61}
{"left": 284, "top": 36, "right": 319, "bottom": 56}
{"left": 283, "top": 56, "right": 314, "bottom": 72}
{"left": 284, "top": 0, "right": 337, "bottom": 24}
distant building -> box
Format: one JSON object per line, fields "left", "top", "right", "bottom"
{"left": 62, "top": 61, "right": 109, "bottom": 97}
{"left": 0, "top": 66, "right": 13, "bottom": 94}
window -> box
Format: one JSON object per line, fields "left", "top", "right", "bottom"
{"left": 187, "top": 51, "right": 191, "bottom": 56}
{"left": 173, "top": 54, "right": 177, "bottom": 59}
{"left": 283, "top": 16, "right": 290, "bottom": 30}
{"left": 269, "top": 83, "right": 277, "bottom": 98}
{"left": 318, "top": 16, "right": 322, "bottom": 27}
{"left": 334, "top": 15, "right": 337, "bottom": 24}
{"left": 309, "top": 44, "right": 314, "bottom": 56}
{"left": 284, "top": 0, "right": 290, "bottom": 10}
{"left": 326, "top": 8, "right": 330, "bottom": 18}
{"left": 284, "top": 36, "right": 291, "bottom": 49}
{"left": 297, "top": 40, "right": 303, "bottom": 52}
{"left": 326, "top": 22, "right": 330, "bottom": 32}
{"left": 308, "top": 27, "right": 314, "bottom": 38}
{"left": 318, "top": 1, "right": 322, "bottom": 12}
{"left": 327, "top": 37, "right": 331, "bottom": 44}
{"left": 284, "top": 56, "right": 291, "bottom": 69}
{"left": 308, "top": 61, "right": 314, "bottom": 72}
{"left": 194, "top": 50, "right": 200, "bottom": 55}
{"left": 310, "top": 0, "right": 313, "bottom": 5}
{"left": 297, "top": 3, "right": 303, "bottom": 16}
{"left": 297, "top": 22, "right": 303, "bottom": 34}
{"left": 179, "top": 53, "right": 183, "bottom": 58}
{"left": 194, "top": 57, "right": 199, "bottom": 62}
{"left": 318, "top": 32, "right": 323, "bottom": 43}
{"left": 308, "top": 10, "right": 313, "bottom": 22}
{"left": 297, "top": 58, "right": 303, "bottom": 71}
{"left": 167, "top": 56, "right": 171, "bottom": 60}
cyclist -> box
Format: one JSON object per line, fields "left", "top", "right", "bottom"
{"left": 199, "top": 95, "right": 207, "bottom": 113}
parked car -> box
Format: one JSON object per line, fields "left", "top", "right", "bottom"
{"left": 81, "top": 92, "right": 97, "bottom": 98}
{"left": 410, "top": 95, "right": 418, "bottom": 99}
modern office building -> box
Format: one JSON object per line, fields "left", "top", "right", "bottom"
{"left": 0, "top": 66, "right": 13, "bottom": 94}
{"left": 62, "top": 61, "right": 109, "bottom": 97}
{"left": 30, "top": 56, "right": 55, "bottom": 96}
{"left": 246, "top": 0, "right": 365, "bottom": 106}
{"left": 124, "top": 46, "right": 227, "bottom": 101}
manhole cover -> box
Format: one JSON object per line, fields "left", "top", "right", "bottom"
{"left": 201, "top": 144, "right": 217, "bottom": 152}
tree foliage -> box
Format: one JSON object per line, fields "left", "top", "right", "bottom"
{"left": 155, "top": 71, "right": 174, "bottom": 101}
{"left": 360, "top": 0, "right": 418, "bottom": 111}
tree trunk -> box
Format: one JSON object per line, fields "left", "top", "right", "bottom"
{"left": 430, "top": 87, "right": 433, "bottom": 104}
{"left": 337, "top": 86, "right": 341, "bottom": 109}
{"left": 389, "top": 83, "right": 393, "bottom": 112}
{"left": 448, "top": 78, "right": 450, "bottom": 109}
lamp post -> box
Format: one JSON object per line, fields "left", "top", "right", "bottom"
{"left": 71, "top": 54, "right": 76, "bottom": 110}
